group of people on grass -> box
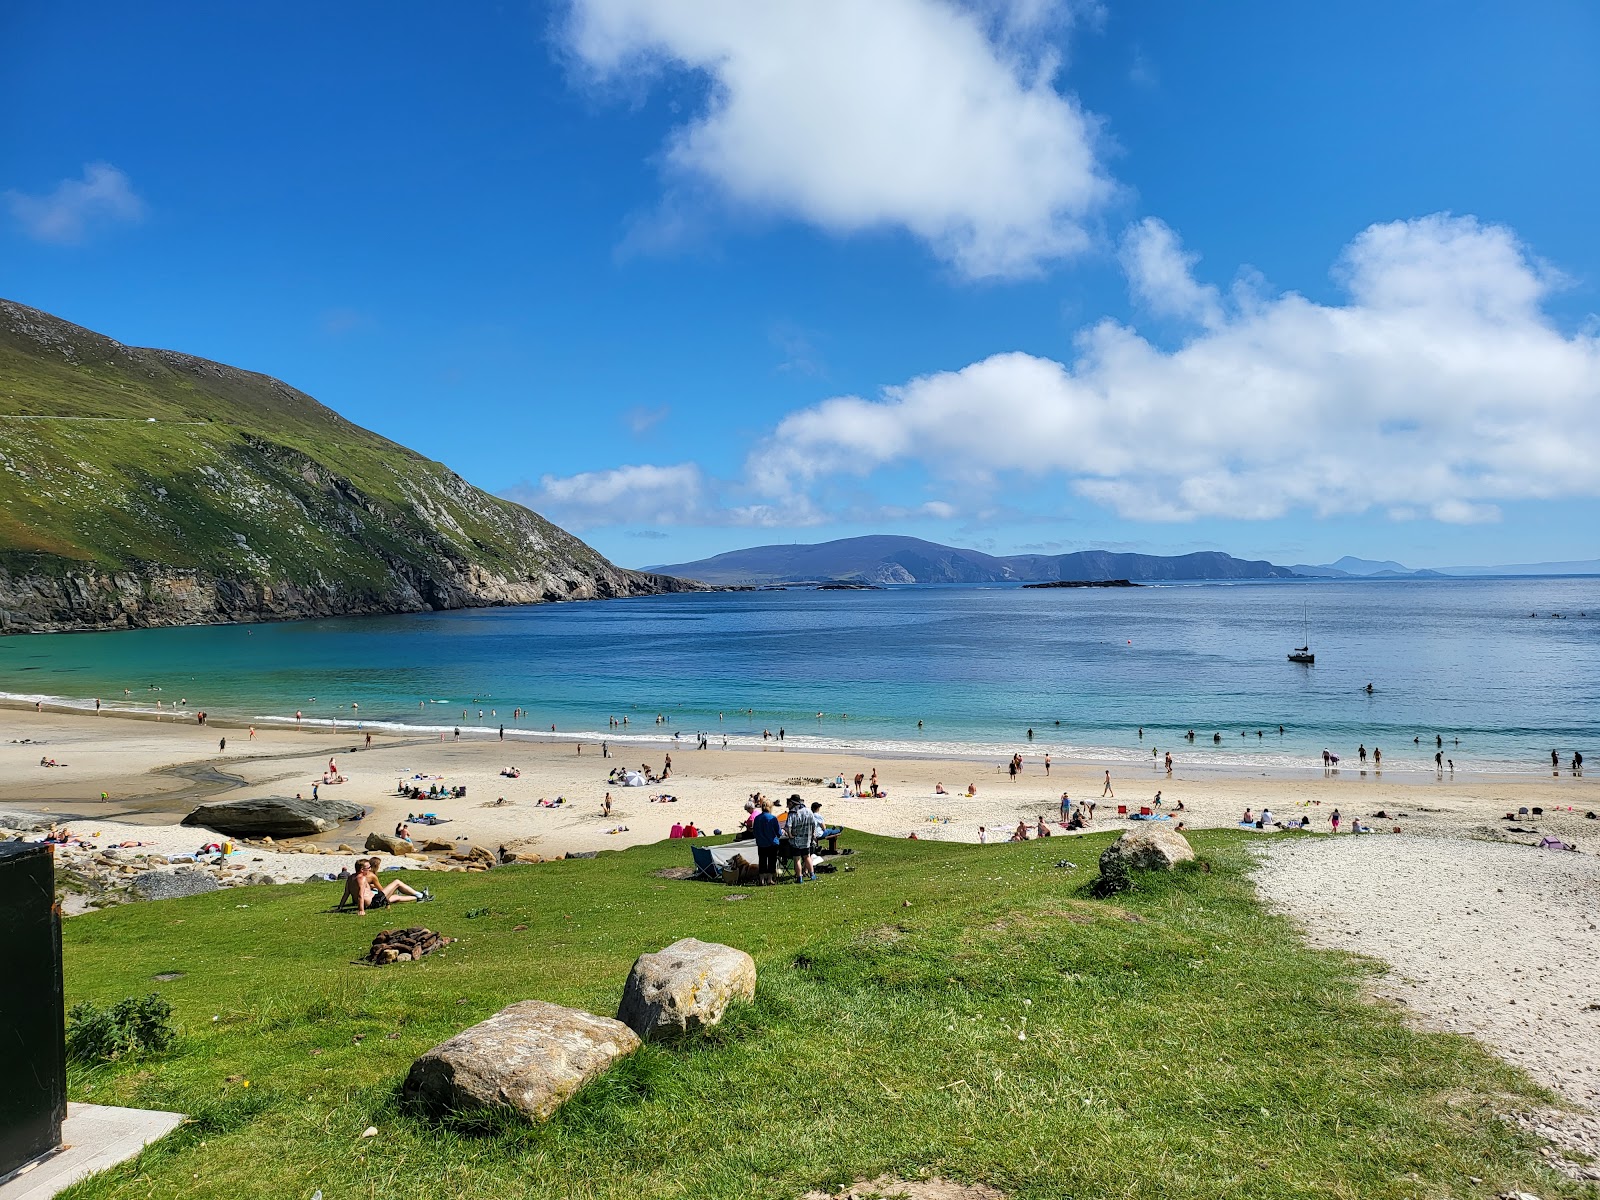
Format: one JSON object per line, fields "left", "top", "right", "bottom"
{"left": 737, "top": 793, "right": 832, "bottom": 883}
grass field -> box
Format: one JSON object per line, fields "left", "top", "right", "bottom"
{"left": 56, "top": 831, "right": 1580, "bottom": 1199}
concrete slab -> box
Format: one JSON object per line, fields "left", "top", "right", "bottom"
{"left": 0, "top": 1103, "right": 184, "bottom": 1200}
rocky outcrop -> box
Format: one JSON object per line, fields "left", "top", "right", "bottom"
{"left": 182, "top": 796, "right": 364, "bottom": 838}
{"left": 616, "top": 938, "right": 757, "bottom": 1040}
{"left": 1100, "top": 825, "right": 1196, "bottom": 872}
{"left": 401, "top": 1000, "right": 640, "bottom": 1122}
{"left": 0, "top": 560, "right": 703, "bottom": 634}
{"left": 0, "top": 298, "right": 705, "bottom": 634}
{"left": 129, "top": 867, "right": 221, "bottom": 900}
{"left": 364, "top": 832, "right": 415, "bottom": 855}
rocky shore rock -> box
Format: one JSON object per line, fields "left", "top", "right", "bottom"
{"left": 401, "top": 1000, "right": 640, "bottom": 1121}
{"left": 130, "top": 867, "right": 221, "bottom": 900}
{"left": 365, "top": 832, "right": 415, "bottom": 855}
{"left": 183, "top": 795, "right": 365, "bottom": 837}
{"left": 616, "top": 938, "right": 757, "bottom": 1040}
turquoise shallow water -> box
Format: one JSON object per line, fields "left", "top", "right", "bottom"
{"left": 2, "top": 578, "right": 1595, "bottom": 776}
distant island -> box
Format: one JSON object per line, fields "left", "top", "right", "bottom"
{"left": 0, "top": 299, "right": 700, "bottom": 633}
{"left": 651, "top": 535, "right": 1300, "bottom": 586}
{"left": 1022, "top": 579, "right": 1137, "bottom": 589}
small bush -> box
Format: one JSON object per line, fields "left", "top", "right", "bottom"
{"left": 1091, "top": 850, "right": 1133, "bottom": 898}
{"left": 66, "top": 993, "right": 176, "bottom": 1062}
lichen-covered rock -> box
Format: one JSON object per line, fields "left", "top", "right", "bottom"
{"left": 1100, "top": 825, "right": 1195, "bottom": 873}
{"left": 401, "top": 1000, "right": 640, "bottom": 1121}
{"left": 616, "top": 938, "right": 756, "bottom": 1040}
{"left": 130, "top": 867, "right": 221, "bottom": 900}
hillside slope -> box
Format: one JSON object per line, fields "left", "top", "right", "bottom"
{"left": 0, "top": 299, "right": 698, "bottom": 632}
{"left": 653, "top": 535, "right": 1300, "bottom": 585}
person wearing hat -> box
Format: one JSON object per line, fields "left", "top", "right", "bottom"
{"left": 785, "top": 794, "right": 819, "bottom": 883}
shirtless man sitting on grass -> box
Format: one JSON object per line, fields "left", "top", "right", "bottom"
{"left": 349, "top": 855, "right": 431, "bottom": 913}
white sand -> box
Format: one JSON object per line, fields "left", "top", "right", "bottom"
{"left": 1254, "top": 835, "right": 1600, "bottom": 1177}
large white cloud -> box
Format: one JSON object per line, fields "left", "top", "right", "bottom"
{"left": 506, "top": 463, "right": 712, "bottom": 530}
{"left": 4, "top": 163, "right": 145, "bottom": 244}
{"left": 563, "top": 0, "right": 1113, "bottom": 278}
{"left": 749, "top": 214, "right": 1600, "bottom": 523}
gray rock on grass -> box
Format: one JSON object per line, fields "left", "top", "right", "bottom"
{"left": 1100, "top": 825, "right": 1196, "bottom": 872}
{"left": 130, "top": 867, "right": 221, "bottom": 900}
{"left": 401, "top": 1000, "right": 640, "bottom": 1122}
{"left": 617, "top": 938, "right": 756, "bottom": 1040}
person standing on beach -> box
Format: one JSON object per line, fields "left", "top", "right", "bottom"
{"left": 1102, "top": 771, "right": 1114, "bottom": 798}
{"left": 1330, "top": 808, "right": 1341, "bottom": 833}
{"left": 1059, "top": 792, "right": 1070, "bottom": 821}
{"left": 499, "top": 725, "right": 504, "bottom": 741}
{"left": 219, "top": 737, "right": 226, "bottom": 752}
{"left": 1435, "top": 750, "right": 1443, "bottom": 772}
{"left": 1164, "top": 752, "right": 1173, "bottom": 776}
{"left": 1372, "top": 746, "right": 1381, "bottom": 768}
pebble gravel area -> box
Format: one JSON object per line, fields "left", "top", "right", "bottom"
{"left": 1254, "top": 834, "right": 1600, "bottom": 1179}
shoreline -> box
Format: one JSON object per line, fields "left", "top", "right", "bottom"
{"left": 5, "top": 703, "right": 1595, "bottom": 855}
{"left": 0, "top": 693, "right": 1583, "bottom": 787}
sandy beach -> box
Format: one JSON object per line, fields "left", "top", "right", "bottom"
{"left": 4, "top": 702, "right": 1594, "bottom": 853}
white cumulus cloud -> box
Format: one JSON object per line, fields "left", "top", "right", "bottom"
{"left": 4, "top": 163, "right": 145, "bottom": 244}
{"left": 748, "top": 214, "right": 1600, "bottom": 524}
{"left": 563, "top": 0, "right": 1114, "bottom": 278}
{"left": 506, "top": 463, "right": 711, "bottom": 530}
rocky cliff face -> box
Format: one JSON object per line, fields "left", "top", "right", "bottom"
{"left": 0, "top": 560, "right": 700, "bottom": 634}
{"left": 0, "top": 299, "right": 700, "bottom": 633}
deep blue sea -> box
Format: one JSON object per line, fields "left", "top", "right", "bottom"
{"left": 2, "top": 578, "right": 1596, "bottom": 776}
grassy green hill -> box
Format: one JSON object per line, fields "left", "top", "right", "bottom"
{"left": 54, "top": 831, "right": 1572, "bottom": 1200}
{"left": 0, "top": 299, "right": 694, "bottom": 631}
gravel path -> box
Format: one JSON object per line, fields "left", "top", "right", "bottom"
{"left": 1254, "top": 834, "right": 1600, "bottom": 1178}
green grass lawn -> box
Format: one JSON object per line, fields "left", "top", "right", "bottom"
{"left": 56, "top": 831, "right": 1580, "bottom": 1199}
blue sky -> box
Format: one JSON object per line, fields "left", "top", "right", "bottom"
{"left": 3, "top": 0, "right": 1598, "bottom": 570}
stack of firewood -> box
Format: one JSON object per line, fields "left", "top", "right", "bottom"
{"left": 366, "top": 927, "right": 453, "bottom": 965}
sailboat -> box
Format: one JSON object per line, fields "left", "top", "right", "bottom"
{"left": 1287, "top": 605, "right": 1314, "bottom": 664}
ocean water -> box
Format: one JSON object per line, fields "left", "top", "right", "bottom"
{"left": 2, "top": 578, "right": 1596, "bottom": 777}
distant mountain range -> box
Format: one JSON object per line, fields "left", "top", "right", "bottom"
{"left": 650, "top": 536, "right": 1300, "bottom": 585}
{"left": 1287, "top": 556, "right": 1447, "bottom": 579}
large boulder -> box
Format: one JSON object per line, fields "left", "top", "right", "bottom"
{"left": 401, "top": 1000, "right": 640, "bottom": 1122}
{"left": 365, "top": 832, "right": 415, "bottom": 855}
{"left": 616, "top": 938, "right": 756, "bottom": 1040}
{"left": 130, "top": 867, "right": 221, "bottom": 900}
{"left": 182, "top": 795, "right": 363, "bottom": 838}
{"left": 1100, "top": 825, "right": 1196, "bottom": 872}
